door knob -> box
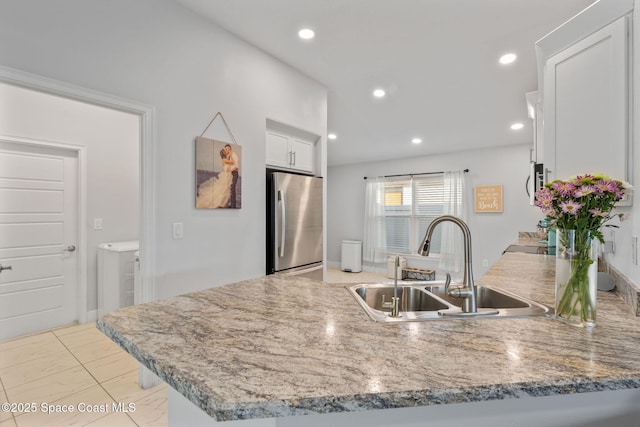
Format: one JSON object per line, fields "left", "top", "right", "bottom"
{"left": 0, "top": 264, "right": 12, "bottom": 273}
{"left": 63, "top": 245, "right": 76, "bottom": 252}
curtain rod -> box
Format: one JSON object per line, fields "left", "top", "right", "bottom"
{"left": 363, "top": 169, "right": 469, "bottom": 180}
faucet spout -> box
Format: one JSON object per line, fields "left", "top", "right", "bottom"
{"left": 389, "top": 255, "right": 401, "bottom": 317}
{"left": 418, "top": 215, "right": 477, "bottom": 313}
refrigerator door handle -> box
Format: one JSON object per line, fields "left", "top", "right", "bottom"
{"left": 278, "top": 190, "right": 286, "bottom": 258}
{"left": 285, "top": 263, "right": 323, "bottom": 277}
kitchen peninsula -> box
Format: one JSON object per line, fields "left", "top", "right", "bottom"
{"left": 98, "top": 251, "right": 640, "bottom": 426}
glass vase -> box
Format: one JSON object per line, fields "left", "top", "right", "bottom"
{"left": 555, "top": 229, "right": 598, "bottom": 327}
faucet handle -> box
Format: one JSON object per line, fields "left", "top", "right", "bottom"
{"left": 445, "top": 273, "right": 474, "bottom": 299}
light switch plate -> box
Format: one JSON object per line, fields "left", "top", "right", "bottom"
{"left": 94, "top": 218, "right": 103, "bottom": 230}
{"left": 172, "top": 222, "right": 184, "bottom": 240}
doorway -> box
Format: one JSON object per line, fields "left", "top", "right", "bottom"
{"left": 0, "top": 67, "right": 155, "bottom": 340}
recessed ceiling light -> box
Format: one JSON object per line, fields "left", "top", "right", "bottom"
{"left": 328, "top": 133, "right": 337, "bottom": 140}
{"left": 411, "top": 138, "right": 422, "bottom": 144}
{"left": 510, "top": 122, "right": 524, "bottom": 130}
{"left": 499, "top": 53, "right": 517, "bottom": 65}
{"left": 373, "top": 89, "right": 386, "bottom": 98}
{"left": 298, "top": 28, "right": 315, "bottom": 40}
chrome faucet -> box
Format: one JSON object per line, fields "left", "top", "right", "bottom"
{"left": 418, "top": 215, "right": 478, "bottom": 313}
{"left": 390, "top": 255, "right": 401, "bottom": 317}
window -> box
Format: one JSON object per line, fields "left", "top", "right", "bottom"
{"left": 363, "top": 171, "right": 465, "bottom": 266}
{"left": 382, "top": 175, "right": 449, "bottom": 255}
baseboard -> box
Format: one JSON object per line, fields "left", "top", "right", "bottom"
{"left": 327, "top": 260, "right": 341, "bottom": 269}
{"left": 86, "top": 310, "right": 98, "bottom": 323}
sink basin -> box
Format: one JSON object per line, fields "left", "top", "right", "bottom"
{"left": 348, "top": 284, "right": 449, "bottom": 322}
{"left": 354, "top": 285, "right": 449, "bottom": 312}
{"left": 347, "top": 282, "right": 552, "bottom": 322}
{"left": 423, "top": 284, "right": 551, "bottom": 317}
{"left": 424, "top": 285, "right": 527, "bottom": 309}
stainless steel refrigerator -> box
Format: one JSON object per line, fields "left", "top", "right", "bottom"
{"left": 266, "top": 170, "right": 323, "bottom": 280}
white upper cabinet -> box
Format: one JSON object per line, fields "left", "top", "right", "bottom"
{"left": 543, "top": 16, "right": 630, "bottom": 183}
{"left": 289, "top": 138, "right": 314, "bottom": 173}
{"left": 536, "top": 0, "right": 633, "bottom": 203}
{"left": 265, "top": 131, "right": 291, "bottom": 169}
{"left": 266, "top": 130, "right": 315, "bottom": 174}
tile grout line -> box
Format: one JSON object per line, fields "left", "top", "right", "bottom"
{"left": 53, "top": 331, "right": 141, "bottom": 427}
{"left": 54, "top": 324, "right": 130, "bottom": 367}
{"left": 4, "top": 328, "right": 96, "bottom": 423}
{"left": 4, "top": 325, "right": 165, "bottom": 426}
{"left": 56, "top": 324, "right": 162, "bottom": 426}
{"left": 0, "top": 376, "right": 16, "bottom": 426}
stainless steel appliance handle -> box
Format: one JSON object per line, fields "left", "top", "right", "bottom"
{"left": 278, "top": 190, "right": 286, "bottom": 258}
{"left": 285, "top": 264, "right": 322, "bottom": 276}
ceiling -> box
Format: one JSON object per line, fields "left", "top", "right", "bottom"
{"left": 176, "top": 0, "right": 595, "bottom": 166}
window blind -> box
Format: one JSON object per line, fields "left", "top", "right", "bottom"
{"left": 381, "top": 175, "right": 445, "bottom": 255}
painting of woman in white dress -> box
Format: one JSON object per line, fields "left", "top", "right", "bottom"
{"left": 195, "top": 137, "right": 242, "bottom": 209}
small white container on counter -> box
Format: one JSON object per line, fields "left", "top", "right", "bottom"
{"left": 387, "top": 256, "right": 406, "bottom": 279}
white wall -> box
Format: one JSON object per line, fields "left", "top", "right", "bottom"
{"left": 0, "top": 82, "right": 139, "bottom": 312}
{"left": 327, "top": 144, "right": 541, "bottom": 278}
{"left": 0, "top": 0, "right": 327, "bottom": 300}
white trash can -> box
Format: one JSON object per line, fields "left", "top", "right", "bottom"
{"left": 341, "top": 240, "right": 362, "bottom": 273}
{"left": 97, "top": 240, "right": 139, "bottom": 317}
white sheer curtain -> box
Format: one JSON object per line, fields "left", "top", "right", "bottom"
{"left": 362, "top": 177, "right": 387, "bottom": 268}
{"left": 439, "top": 171, "right": 467, "bottom": 274}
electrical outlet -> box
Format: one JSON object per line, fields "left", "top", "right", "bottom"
{"left": 482, "top": 259, "right": 489, "bottom": 267}
{"left": 94, "top": 218, "right": 103, "bottom": 230}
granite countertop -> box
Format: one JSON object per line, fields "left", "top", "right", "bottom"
{"left": 98, "top": 252, "right": 640, "bottom": 422}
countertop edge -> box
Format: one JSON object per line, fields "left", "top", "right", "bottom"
{"left": 206, "top": 376, "right": 640, "bottom": 421}
{"left": 97, "top": 317, "right": 640, "bottom": 421}
{"left": 97, "top": 318, "right": 228, "bottom": 420}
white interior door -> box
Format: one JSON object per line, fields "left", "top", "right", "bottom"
{"left": 0, "top": 140, "right": 79, "bottom": 340}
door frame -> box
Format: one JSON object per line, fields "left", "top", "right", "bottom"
{"left": 0, "top": 135, "right": 87, "bottom": 324}
{"left": 0, "top": 65, "right": 157, "bottom": 321}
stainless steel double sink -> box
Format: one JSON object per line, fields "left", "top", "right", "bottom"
{"left": 347, "top": 282, "right": 552, "bottom": 322}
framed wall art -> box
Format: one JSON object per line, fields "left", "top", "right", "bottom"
{"left": 195, "top": 112, "right": 242, "bottom": 209}
{"left": 474, "top": 185, "right": 503, "bottom": 213}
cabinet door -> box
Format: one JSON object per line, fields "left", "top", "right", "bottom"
{"left": 266, "top": 131, "right": 290, "bottom": 169}
{"left": 543, "top": 16, "right": 629, "bottom": 184}
{"left": 290, "top": 138, "right": 314, "bottom": 173}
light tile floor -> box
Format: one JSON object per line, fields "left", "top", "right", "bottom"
{"left": 0, "top": 268, "right": 386, "bottom": 427}
{"left": 0, "top": 322, "right": 167, "bottom": 427}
